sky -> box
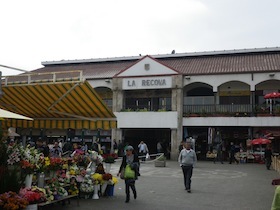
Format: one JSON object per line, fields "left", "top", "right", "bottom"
{"left": 1, "top": 0, "right": 280, "bottom": 76}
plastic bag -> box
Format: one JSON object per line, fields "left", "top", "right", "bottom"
{"left": 124, "top": 165, "right": 135, "bottom": 179}
{"left": 146, "top": 153, "right": 150, "bottom": 160}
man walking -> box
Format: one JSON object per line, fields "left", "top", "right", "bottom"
{"left": 138, "top": 141, "right": 149, "bottom": 162}
{"left": 178, "top": 142, "right": 197, "bottom": 193}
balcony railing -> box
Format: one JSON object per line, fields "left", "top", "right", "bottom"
{"left": 120, "top": 103, "right": 280, "bottom": 116}
{"left": 122, "top": 104, "right": 172, "bottom": 112}
{"left": 183, "top": 104, "right": 279, "bottom": 117}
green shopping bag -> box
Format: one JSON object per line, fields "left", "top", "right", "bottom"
{"left": 124, "top": 165, "right": 135, "bottom": 179}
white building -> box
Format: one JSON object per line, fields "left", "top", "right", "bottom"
{"left": 1, "top": 47, "right": 280, "bottom": 160}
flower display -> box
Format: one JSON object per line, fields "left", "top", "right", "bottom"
{"left": 6, "top": 144, "right": 21, "bottom": 165}
{"left": 19, "top": 187, "right": 47, "bottom": 204}
{"left": 88, "top": 150, "right": 103, "bottom": 164}
{"left": 92, "top": 173, "right": 103, "bottom": 185}
{"left": 80, "top": 175, "right": 94, "bottom": 193}
{"left": 20, "top": 160, "right": 36, "bottom": 175}
{"left": 45, "top": 178, "right": 68, "bottom": 199}
{"left": 0, "top": 191, "right": 28, "bottom": 210}
{"left": 68, "top": 177, "right": 79, "bottom": 195}
{"left": 111, "top": 177, "right": 119, "bottom": 185}
{"left": 20, "top": 146, "right": 43, "bottom": 175}
{"left": 102, "top": 153, "right": 117, "bottom": 163}
{"left": 46, "top": 157, "right": 63, "bottom": 171}
{"left": 102, "top": 173, "right": 113, "bottom": 181}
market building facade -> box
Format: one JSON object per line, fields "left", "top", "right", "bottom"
{"left": 1, "top": 47, "right": 280, "bottom": 160}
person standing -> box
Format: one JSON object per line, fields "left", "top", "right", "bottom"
{"left": 264, "top": 144, "right": 272, "bottom": 170}
{"left": 113, "top": 139, "right": 118, "bottom": 154}
{"left": 118, "top": 146, "right": 140, "bottom": 203}
{"left": 138, "top": 141, "right": 149, "bottom": 162}
{"left": 178, "top": 142, "right": 197, "bottom": 193}
{"left": 36, "top": 138, "right": 50, "bottom": 157}
{"left": 214, "top": 142, "right": 224, "bottom": 164}
{"left": 229, "top": 142, "right": 239, "bottom": 164}
{"left": 50, "top": 141, "right": 63, "bottom": 158}
{"left": 157, "top": 141, "right": 163, "bottom": 153}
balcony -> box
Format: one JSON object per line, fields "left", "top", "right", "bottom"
{"left": 183, "top": 104, "right": 280, "bottom": 117}
{"left": 121, "top": 104, "right": 172, "bottom": 112}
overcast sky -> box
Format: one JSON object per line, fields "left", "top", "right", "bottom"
{"left": 1, "top": 0, "right": 280, "bottom": 76}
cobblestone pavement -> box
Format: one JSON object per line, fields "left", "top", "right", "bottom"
{"left": 45, "top": 160, "right": 279, "bottom": 210}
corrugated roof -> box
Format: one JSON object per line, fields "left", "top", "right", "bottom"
{"left": 158, "top": 53, "right": 280, "bottom": 75}
{"left": 8, "top": 47, "right": 280, "bottom": 80}
{"left": 29, "top": 60, "right": 136, "bottom": 79}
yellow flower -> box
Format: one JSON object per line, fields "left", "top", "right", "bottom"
{"left": 62, "top": 164, "right": 68, "bottom": 169}
{"left": 44, "top": 157, "right": 50, "bottom": 166}
{"left": 112, "top": 177, "right": 118, "bottom": 185}
{"left": 69, "top": 169, "right": 76, "bottom": 175}
{"left": 92, "top": 173, "right": 103, "bottom": 182}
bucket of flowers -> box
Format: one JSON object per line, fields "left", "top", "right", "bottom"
{"left": 79, "top": 175, "right": 94, "bottom": 199}
{"left": 19, "top": 186, "right": 47, "bottom": 209}
{"left": 107, "top": 177, "right": 119, "bottom": 196}
{"left": 45, "top": 157, "right": 63, "bottom": 178}
{"left": 101, "top": 173, "right": 113, "bottom": 195}
{"left": 91, "top": 173, "right": 103, "bottom": 199}
{"left": 45, "top": 178, "right": 68, "bottom": 200}
{"left": 0, "top": 191, "right": 29, "bottom": 210}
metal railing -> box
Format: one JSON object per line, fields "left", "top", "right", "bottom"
{"left": 2, "top": 70, "right": 84, "bottom": 86}
{"left": 122, "top": 104, "right": 172, "bottom": 112}
{"left": 183, "top": 104, "right": 279, "bottom": 117}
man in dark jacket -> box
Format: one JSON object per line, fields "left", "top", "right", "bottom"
{"left": 264, "top": 144, "right": 272, "bottom": 170}
{"left": 229, "top": 142, "right": 239, "bottom": 164}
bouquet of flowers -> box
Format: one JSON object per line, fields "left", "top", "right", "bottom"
{"left": 102, "top": 173, "right": 113, "bottom": 181}
{"left": 20, "top": 160, "right": 36, "bottom": 175}
{"left": 91, "top": 173, "right": 103, "bottom": 185}
{"left": 20, "top": 146, "right": 43, "bottom": 175}
{"left": 45, "top": 178, "right": 68, "bottom": 199}
{"left": 88, "top": 150, "right": 103, "bottom": 164}
{"left": 80, "top": 176, "right": 94, "bottom": 193}
{"left": 0, "top": 191, "right": 28, "bottom": 210}
{"left": 6, "top": 144, "right": 21, "bottom": 166}
{"left": 19, "top": 187, "right": 47, "bottom": 204}
{"left": 47, "top": 157, "right": 63, "bottom": 171}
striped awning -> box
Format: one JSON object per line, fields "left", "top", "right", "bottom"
{"left": 0, "top": 81, "right": 116, "bottom": 130}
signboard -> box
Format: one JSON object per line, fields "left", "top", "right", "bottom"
{"left": 123, "top": 76, "right": 172, "bottom": 90}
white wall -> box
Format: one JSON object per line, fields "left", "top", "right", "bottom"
{"left": 184, "top": 73, "right": 280, "bottom": 91}
{"left": 114, "top": 112, "right": 178, "bottom": 128}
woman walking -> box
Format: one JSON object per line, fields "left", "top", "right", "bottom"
{"left": 118, "top": 145, "right": 140, "bottom": 203}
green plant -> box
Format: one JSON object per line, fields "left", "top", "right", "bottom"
{"left": 157, "top": 155, "right": 166, "bottom": 161}
{"left": 138, "top": 108, "right": 148, "bottom": 112}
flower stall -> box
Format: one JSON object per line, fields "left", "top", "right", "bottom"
{"left": 0, "top": 138, "right": 119, "bottom": 210}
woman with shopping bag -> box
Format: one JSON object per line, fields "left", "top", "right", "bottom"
{"left": 118, "top": 145, "right": 140, "bottom": 203}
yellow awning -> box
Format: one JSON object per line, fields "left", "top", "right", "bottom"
{"left": 0, "top": 81, "right": 116, "bottom": 130}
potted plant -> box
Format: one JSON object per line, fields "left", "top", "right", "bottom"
{"left": 154, "top": 154, "right": 166, "bottom": 167}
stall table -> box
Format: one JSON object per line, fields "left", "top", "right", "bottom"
{"left": 38, "top": 194, "right": 79, "bottom": 210}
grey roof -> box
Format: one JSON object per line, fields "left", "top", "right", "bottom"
{"left": 8, "top": 47, "right": 280, "bottom": 81}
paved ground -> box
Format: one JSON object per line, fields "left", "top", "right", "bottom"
{"left": 45, "top": 160, "right": 279, "bottom": 210}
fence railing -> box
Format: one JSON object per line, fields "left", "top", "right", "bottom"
{"left": 183, "top": 104, "right": 279, "bottom": 117}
